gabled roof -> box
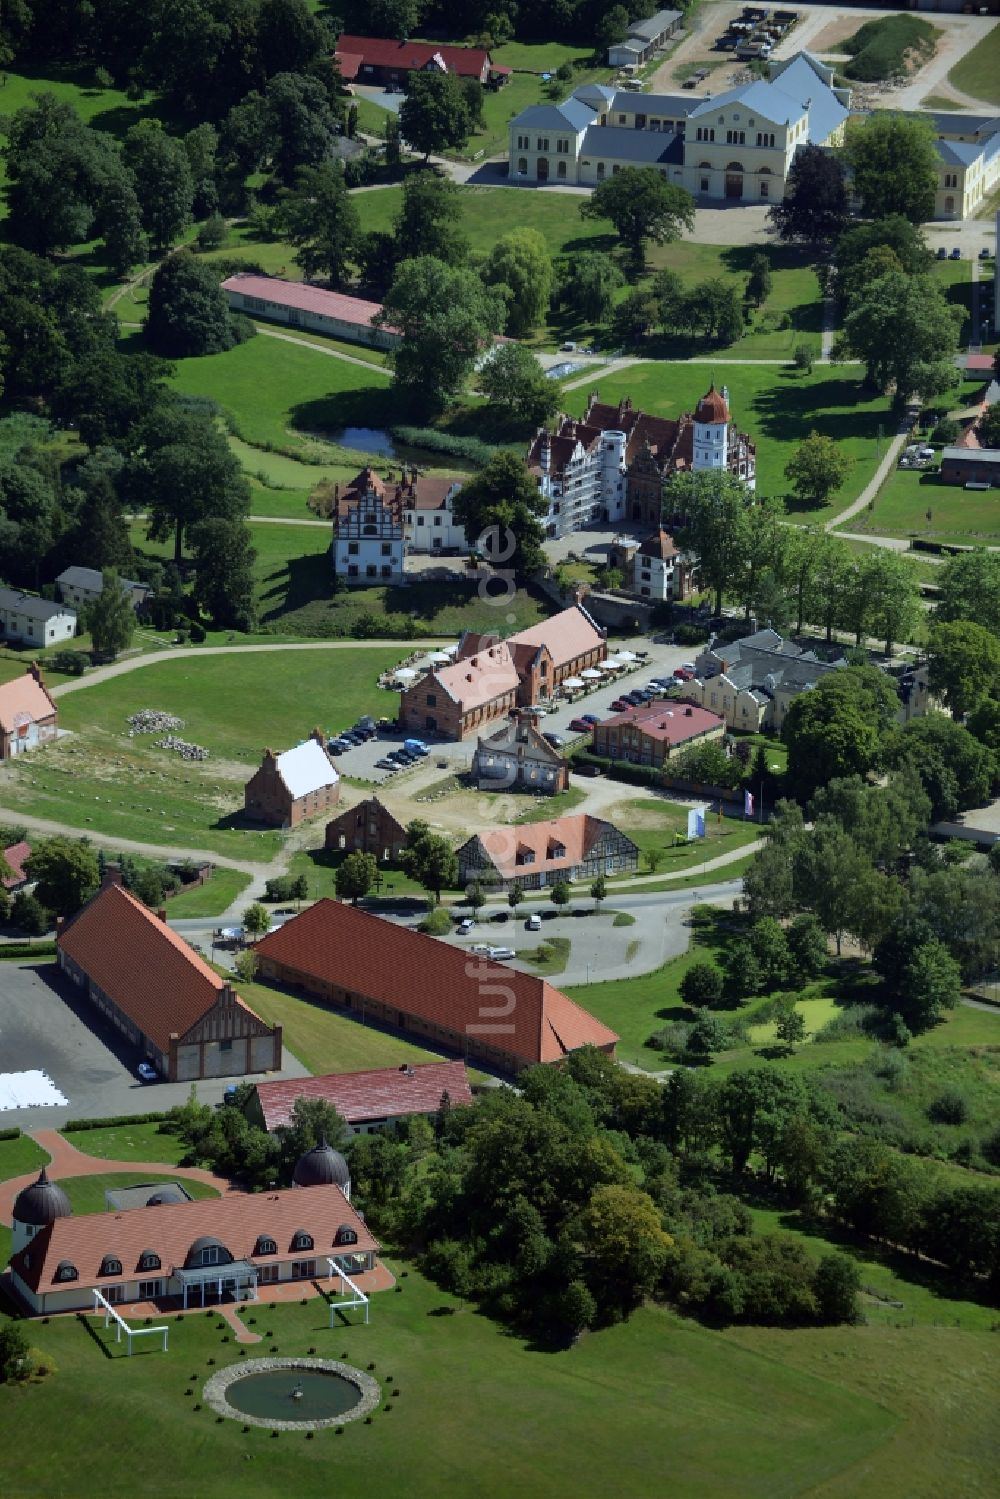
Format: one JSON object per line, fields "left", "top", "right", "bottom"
{"left": 220, "top": 274, "right": 397, "bottom": 333}
{"left": 0, "top": 668, "right": 57, "bottom": 733}
{"left": 11, "top": 1183, "right": 377, "bottom": 1296}
{"left": 476, "top": 712, "right": 565, "bottom": 764}
{"left": 418, "top": 640, "right": 520, "bottom": 712}
{"left": 275, "top": 740, "right": 339, "bottom": 800}
{"left": 508, "top": 603, "right": 605, "bottom": 671}
{"left": 335, "top": 35, "right": 490, "bottom": 77}
{"left": 253, "top": 1060, "right": 473, "bottom": 1131}
{"left": 609, "top": 89, "right": 694, "bottom": 115}
{"left": 1, "top": 839, "right": 31, "bottom": 890}
{"left": 57, "top": 884, "right": 264, "bottom": 1054}
{"left": 464, "top": 813, "right": 636, "bottom": 880}
{"left": 579, "top": 124, "right": 683, "bottom": 165}
{"left": 626, "top": 9, "right": 682, "bottom": 42}
{"left": 514, "top": 97, "right": 596, "bottom": 132}
{"left": 0, "top": 588, "right": 75, "bottom": 623}
{"left": 254, "top": 900, "right": 617, "bottom": 1067}
{"left": 599, "top": 701, "right": 722, "bottom": 745}
{"left": 637, "top": 530, "right": 680, "bottom": 561}
{"left": 56, "top": 566, "right": 149, "bottom": 598}
{"left": 689, "top": 78, "right": 804, "bottom": 125}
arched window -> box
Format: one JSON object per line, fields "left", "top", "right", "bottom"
{"left": 945, "top": 195, "right": 955, "bottom": 214}
{"left": 517, "top": 157, "right": 527, "bottom": 175}
{"left": 698, "top": 161, "right": 711, "bottom": 169}
{"left": 557, "top": 160, "right": 567, "bottom": 179}
{"left": 137, "top": 1250, "right": 161, "bottom": 1272}
{"left": 291, "top": 1230, "right": 314, "bottom": 1252}
{"left": 335, "top": 1225, "right": 358, "bottom": 1246}
{"left": 254, "top": 1235, "right": 277, "bottom": 1257}
{"left": 55, "top": 1261, "right": 78, "bottom": 1283}
{"left": 100, "top": 1255, "right": 123, "bottom": 1277}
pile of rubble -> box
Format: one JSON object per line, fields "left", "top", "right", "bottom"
{"left": 155, "top": 734, "right": 210, "bottom": 761}
{"left": 127, "top": 709, "right": 185, "bottom": 737}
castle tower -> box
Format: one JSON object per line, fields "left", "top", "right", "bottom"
{"left": 692, "top": 382, "right": 731, "bottom": 474}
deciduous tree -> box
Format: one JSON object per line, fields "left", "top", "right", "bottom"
{"left": 84, "top": 569, "right": 135, "bottom": 660}
{"left": 927, "top": 618, "right": 1000, "bottom": 720}
{"left": 335, "top": 850, "right": 378, "bottom": 903}
{"left": 277, "top": 161, "right": 360, "bottom": 285}
{"left": 843, "top": 113, "right": 939, "bottom": 225}
{"left": 377, "top": 256, "right": 506, "bottom": 416}
{"left": 451, "top": 449, "right": 548, "bottom": 574}
{"left": 478, "top": 344, "right": 557, "bottom": 427}
{"left": 399, "top": 71, "right": 471, "bottom": 159}
{"left": 145, "top": 250, "right": 241, "bottom": 357}
{"left": 24, "top": 836, "right": 99, "bottom": 915}
{"left": 784, "top": 430, "right": 850, "bottom": 511}
{"left": 482, "top": 228, "right": 553, "bottom": 336}
{"left": 768, "top": 143, "right": 849, "bottom": 246}
{"left": 580, "top": 167, "right": 694, "bottom": 267}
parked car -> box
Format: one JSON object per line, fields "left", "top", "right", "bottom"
{"left": 526, "top": 913, "right": 542, "bottom": 931}
{"left": 560, "top": 341, "right": 577, "bottom": 352}
{"left": 404, "top": 738, "right": 429, "bottom": 755}
{"left": 951, "top": 247, "right": 962, "bottom": 260}
{"left": 488, "top": 946, "right": 515, "bottom": 961}
{"left": 457, "top": 918, "right": 475, "bottom": 933}
{"left": 569, "top": 717, "right": 592, "bottom": 732}
{"left": 543, "top": 731, "right": 566, "bottom": 747}
{"left": 327, "top": 740, "right": 349, "bottom": 754}
{"left": 625, "top": 690, "right": 646, "bottom": 704}
{"left": 470, "top": 941, "right": 492, "bottom": 954}
{"left": 610, "top": 697, "right": 630, "bottom": 711}
{"left": 137, "top": 1061, "right": 159, "bottom": 1084}
{"left": 374, "top": 758, "right": 396, "bottom": 770}
{"left": 980, "top": 246, "right": 992, "bottom": 260}
{"left": 581, "top": 712, "right": 601, "bottom": 725}
{"left": 673, "top": 667, "right": 694, "bottom": 681}
{"left": 936, "top": 246, "right": 947, "bottom": 259}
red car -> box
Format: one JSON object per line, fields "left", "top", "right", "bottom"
{"left": 672, "top": 668, "right": 694, "bottom": 681}
{"left": 569, "top": 717, "right": 593, "bottom": 732}
{"left": 610, "top": 697, "right": 630, "bottom": 711}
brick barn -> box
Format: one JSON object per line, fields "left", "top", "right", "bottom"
{"left": 254, "top": 900, "right": 617, "bottom": 1076}
{"left": 247, "top": 1059, "right": 474, "bottom": 1136}
{"left": 0, "top": 664, "right": 58, "bottom": 760}
{"left": 244, "top": 731, "right": 340, "bottom": 827}
{"left": 324, "top": 796, "right": 407, "bottom": 862}
{"left": 57, "top": 875, "right": 282, "bottom": 1082}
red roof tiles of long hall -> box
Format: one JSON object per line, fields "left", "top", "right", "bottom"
{"left": 253, "top": 1060, "right": 473, "bottom": 1132}
{"left": 254, "top": 900, "right": 617, "bottom": 1067}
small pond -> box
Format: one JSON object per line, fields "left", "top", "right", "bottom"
{"left": 334, "top": 425, "right": 398, "bottom": 457}
{"left": 226, "top": 1368, "right": 361, "bottom": 1421}
{"left": 204, "top": 1357, "right": 381, "bottom": 1429}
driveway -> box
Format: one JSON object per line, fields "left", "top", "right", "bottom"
{"left": 0, "top": 960, "right": 309, "bottom": 1131}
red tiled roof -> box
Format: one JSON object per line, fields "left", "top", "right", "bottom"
{"left": 254, "top": 900, "right": 617, "bottom": 1067}
{"left": 57, "top": 885, "right": 265, "bottom": 1053}
{"left": 335, "top": 35, "right": 490, "bottom": 77}
{"left": 336, "top": 50, "right": 364, "bottom": 80}
{"left": 0, "top": 668, "right": 57, "bottom": 734}
{"left": 423, "top": 640, "right": 520, "bottom": 711}
{"left": 508, "top": 604, "right": 605, "bottom": 671}
{"left": 599, "top": 700, "right": 723, "bottom": 744}
{"left": 637, "top": 530, "right": 680, "bottom": 561}
{"left": 12, "top": 1183, "right": 377, "bottom": 1296}
{"left": 220, "top": 274, "right": 399, "bottom": 334}
{"left": 966, "top": 353, "right": 994, "bottom": 371}
{"left": 464, "top": 813, "right": 633, "bottom": 881}
{"left": 695, "top": 383, "right": 730, "bottom": 423}
{"left": 1, "top": 839, "right": 31, "bottom": 890}
{"left": 253, "top": 1060, "right": 473, "bottom": 1131}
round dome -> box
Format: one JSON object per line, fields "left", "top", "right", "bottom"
{"left": 695, "top": 383, "right": 729, "bottom": 424}
{"left": 13, "top": 1167, "right": 72, "bottom": 1227}
{"left": 293, "top": 1139, "right": 351, "bottom": 1190}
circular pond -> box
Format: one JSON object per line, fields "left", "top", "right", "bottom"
{"left": 204, "top": 1358, "right": 380, "bottom": 1430}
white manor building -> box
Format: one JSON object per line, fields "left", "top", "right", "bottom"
{"left": 333, "top": 467, "right": 406, "bottom": 586}
{"left": 508, "top": 51, "right": 850, "bottom": 202}
{"left": 528, "top": 385, "right": 755, "bottom": 538}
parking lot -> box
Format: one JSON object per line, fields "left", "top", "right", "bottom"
{"left": 0, "top": 961, "right": 309, "bottom": 1130}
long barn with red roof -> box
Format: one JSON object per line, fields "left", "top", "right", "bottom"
{"left": 253, "top": 900, "right": 617, "bottom": 1076}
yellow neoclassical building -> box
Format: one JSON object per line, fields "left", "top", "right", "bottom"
{"left": 508, "top": 52, "right": 850, "bottom": 203}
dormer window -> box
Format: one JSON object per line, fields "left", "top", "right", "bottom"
{"left": 55, "top": 1260, "right": 78, "bottom": 1282}
{"left": 291, "top": 1230, "right": 314, "bottom": 1252}
{"left": 334, "top": 1225, "right": 358, "bottom": 1246}
{"left": 548, "top": 841, "right": 566, "bottom": 859}
{"left": 137, "top": 1250, "right": 161, "bottom": 1272}
{"left": 100, "top": 1255, "right": 123, "bottom": 1277}
{"left": 255, "top": 1235, "right": 277, "bottom": 1256}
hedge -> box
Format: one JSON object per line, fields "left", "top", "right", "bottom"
{"left": 0, "top": 942, "right": 57, "bottom": 960}
{"left": 0, "top": 1127, "right": 22, "bottom": 1142}
{"left": 62, "top": 1112, "right": 172, "bottom": 1132}
{"left": 389, "top": 426, "right": 493, "bottom": 468}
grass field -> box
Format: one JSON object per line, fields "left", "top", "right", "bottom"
{"left": 607, "top": 797, "right": 762, "bottom": 876}
{"left": 947, "top": 19, "right": 1000, "bottom": 105}
{"left": 2, "top": 647, "right": 403, "bottom": 855}
{"left": 856, "top": 466, "right": 1000, "bottom": 546}
{"left": 165, "top": 867, "right": 253, "bottom": 917}
{"left": 2, "top": 1253, "right": 996, "bottom": 1499}
{"left": 60, "top": 1121, "right": 187, "bottom": 1164}
{"left": 55, "top": 1171, "right": 219, "bottom": 1216}
{"left": 234, "top": 976, "right": 441, "bottom": 1074}
{"left": 564, "top": 362, "right": 892, "bottom": 516}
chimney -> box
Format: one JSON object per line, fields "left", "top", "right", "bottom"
{"left": 263, "top": 748, "right": 277, "bottom": 768}
{"left": 102, "top": 863, "right": 123, "bottom": 889}
{"left": 28, "top": 661, "right": 44, "bottom": 687}
{"left": 156, "top": 907, "right": 168, "bottom": 923}
{"left": 55, "top": 916, "right": 64, "bottom": 935}
{"left": 685, "top": 706, "right": 693, "bottom": 716}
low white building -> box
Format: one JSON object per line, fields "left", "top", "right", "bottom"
{"left": 0, "top": 588, "right": 77, "bottom": 648}
{"left": 608, "top": 8, "right": 683, "bottom": 67}
{"left": 333, "top": 467, "right": 405, "bottom": 585}
{"left": 220, "top": 273, "right": 401, "bottom": 351}
{"left": 56, "top": 566, "right": 151, "bottom": 612}
{"left": 402, "top": 476, "right": 470, "bottom": 554}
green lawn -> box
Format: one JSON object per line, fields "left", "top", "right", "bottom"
{"left": 235, "top": 976, "right": 441, "bottom": 1074}
{"left": 855, "top": 466, "right": 1000, "bottom": 545}
{"left": 948, "top": 19, "right": 1000, "bottom": 105}
{"left": 604, "top": 797, "right": 762, "bottom": 879}
{"left": 60, "top": 1120, "right": 187, "bottom": 1164}
{"left": 4, "top": 647, "right": 403, "bottom": 855}
{"left": 564, "top": 363, "right": 893, "bottom": 516}
{"left": 0, "top": 1133, "right": 49, "bottom": 1183}
{"left": 166, "top": 867, "right": 253, "bottom": 917}
{"left": 166, "top": 332, "right": 391, "bottom": 457}
{"left": 55, "top": 1171, "right": 219, "bottom": 1216}
{"left": 0, "top": 66, "right": 160, "bottom": 194}
{"left": 3, "top": 1257, "right": 996, "bottom": 1498}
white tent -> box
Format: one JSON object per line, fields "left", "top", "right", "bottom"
{"left": 428, "top": 651, "right": 451, "bottom": 664}
{"left": 617, "top": 650, "right": 639, "bottom": 662}
{"left": 394, "top": 667, "right": 418, "bottom": 681}
{"left": 562, "top": 676, "right": 585, "bottom": 689}
{"left": 581, "top": 668, "right": 602, "bottom": 680}
{"left": 601, "top": 658, "right": 622, "bottom": 672}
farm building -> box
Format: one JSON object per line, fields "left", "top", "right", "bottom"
{"left": 247, "top": 1059, "right": 473, "bottom": 1135}
{"left": 0, "top": 588, "right": 76, "bottom": 648}
{"left": 591, "top": 701, "right": 724, "bottom": 768}
{"left": 253, "top": 900, "right": 617, "bottom": 1075}
{"left": 56, "top": 567, "right": 151, "bottom": 612}
{"left": 220, "top": 274, "right": 401, "bottom": 350}
{"left": 335, "top": 35, "right": 498, "bottom": 87}
{"left": 244, "top": 732, "right": 341, "bottom": 827}
{"left": 56, "top": 874, "right": 282, "bottom": 1082}
{"left": 472, "top": 710, "right": 570, "bottom": 794}
{"left": 457, "top": 813, "right": 639, "bottom": 891}
{"left": 324, "top": 796, "right": 407, "bottom": 862}
{"left": 0, "top": 664, "right": 58, "bottom": 760}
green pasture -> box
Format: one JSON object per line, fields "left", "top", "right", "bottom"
{"left": 563, "top": 362, "right": 893, "bottom": 515}
{"left": 165, "top": 866, "right": 253, "bottom": 917}
{"left": 948, "top": 20, "right": 1000, "bottom": 105}
{"left": 857, "top": 467, "right": 1000, "bottom": 545}
{"left": 60, "top": 1120, "right": 189, "bottom": 1165}
{"left": 235, "top": 976, "right": 440, "bottom": 1075}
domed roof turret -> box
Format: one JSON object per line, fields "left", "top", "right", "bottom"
{"left": 695, "top": 383, "right": 730, "bottom": 424}
{"left": 12, "top": 1167, "right": 72, "bottom": 1227}
{"left": 292, "top": 1138, "right": 350, "bottom": 1190}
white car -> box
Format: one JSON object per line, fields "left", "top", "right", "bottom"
{"left": 488, "top": 946, "right": 515, "bottom": 961}
{"left": 457, "top": 918, "right": 475, "bottom": 933}
{"left": 470, "top": 942, "right": 492, "bottom": 954}
{"left": 526, "top": 913, "right": 542, "bottom": 931}
{"left": 137, "top": 1061, "right": 159, "bottom": 1083}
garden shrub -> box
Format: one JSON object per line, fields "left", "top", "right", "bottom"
{"left": 927, "top": 1088, "right": 969, "bottom": 1125}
